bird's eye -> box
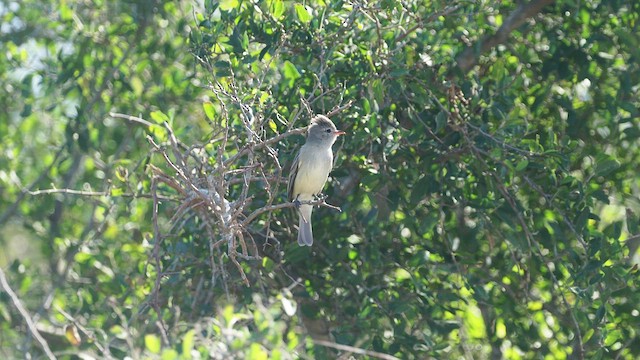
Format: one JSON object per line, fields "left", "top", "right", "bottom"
{"left": 325, "top": 128, "right": 332, "bottom": 133}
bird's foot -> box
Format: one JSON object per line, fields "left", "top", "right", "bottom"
{"left": 314, "top": 193, "right": 328, "bottom": 202}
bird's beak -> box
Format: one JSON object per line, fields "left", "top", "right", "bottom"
{"left": 335, "top": 130, "right": 346, "bottom": 136}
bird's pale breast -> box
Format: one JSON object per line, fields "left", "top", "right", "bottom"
{"left": 292, "top": 144, "right": 333, "bottom": 198}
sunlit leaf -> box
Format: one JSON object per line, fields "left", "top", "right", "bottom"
{"left": 150, "top": 110, "right": 170, "bottom": 124}
{"left": 294, "top": 4, "right": 312, "bottom": 23}
{"left": 145, "top": 334, "right": 162, "bottom": 354}
{"left": 203, "top": 101, "right": 216, "bottom": 121}
{"left": 181, "top": 330, "right": 195, "bottom": 358}
{"left": 219, "top": 0, "right": 239, "bottom": 11}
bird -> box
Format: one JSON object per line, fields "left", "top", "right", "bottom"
{"left": 288, "top": 115, "right": 345, "bottom": 246}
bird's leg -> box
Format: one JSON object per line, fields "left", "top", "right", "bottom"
{"left": 293, "top": 196, "right": 309, "bottom": 223}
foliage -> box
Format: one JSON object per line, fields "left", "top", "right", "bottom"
{"left": 1, "top": 0, "right": 639, "bottom": 359}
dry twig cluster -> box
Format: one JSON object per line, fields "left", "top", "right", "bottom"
{"left": 144, "top": 83, "right": 350, "bottom": 294}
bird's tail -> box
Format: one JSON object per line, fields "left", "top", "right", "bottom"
{"left": 297, "top": 204, "right": 313, "bottom": 246}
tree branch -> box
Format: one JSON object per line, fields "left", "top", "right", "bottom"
{"left": 394, "top": 4, "right": 462, "bottom": 44}
{"left": 0, "top": 147, "right": 65, "bottom": 226}
{"left": 241, "top": 198, "right": 341, "bottom": 228}
{"left": 0, "top": 267, "right": 56, "bottom": 360}
{"left": 454, "top": 0, "right": 555, "bottom": 74}
{"left": 313, "top": 339, "right": 400, "bottom": 360}
{"left": 223, "top": 127, "right": 306, "bottom": 168}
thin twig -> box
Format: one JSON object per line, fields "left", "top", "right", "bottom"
{"left": 326, "top": 100, "right": 354, "bottom": 118}
{"left": 241, "top": 198, "right": 341, "bottom": 228}
{"left": 223, "top": 127, "right": 306, "bottom": 168}
{"left": 109, "top": 112, "right": 154, "bottom": 127}
{"left": 26, "top": 188, "right": 175, "bottom": 201}
{"left": 0, "top": 147, "right": 65, "bottom": 226}
{"left": 28, "top": 188, "right": 107, "bottom": 196}
{"left": 395, "top": 4, "right": 462, "bottom": 44}
{"left": 312, "top": 339, "right": 400, "bottom": 360}
{"left": 0, "top": 267, "right": 56, "bottom": 360}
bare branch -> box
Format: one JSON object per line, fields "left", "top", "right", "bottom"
{"left": 28, "top": 188, "right": 107, "bottom": 196}
{"left": 313, "top": 339, "right": 400, "bottom": 360}
{"left": 395, "top": 4, "right": 462, "bottom": 44}
{"left": 0, "top": 267, "right": 56, "bottom": 360}
{"left": 241, "top": 198, "right": 341, "bottom": 228}
{"left": 223, "top": 127, "right": 306, "bottom": 168}
{"left": 0, "top": 147, "right": 65, "bottom": 226}
{"left": 109, "top": 112, "right": 153, "bottom": 127}
{"left": 326, "top": 100, "right": 354, "bottom": 118}
{"left": 26, "top": 187, "right": 175, "bottom": 201}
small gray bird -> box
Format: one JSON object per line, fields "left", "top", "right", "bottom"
{"left": 288, "top": 115, "right": 345, "bottom": 246}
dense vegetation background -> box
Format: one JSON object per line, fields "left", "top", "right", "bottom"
{"left": 1, "top": 0, "right": 639, "bottom": 359}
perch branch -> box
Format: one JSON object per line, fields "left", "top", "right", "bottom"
{"left": 241, "top": 198, "right": 342, "bottom": 228}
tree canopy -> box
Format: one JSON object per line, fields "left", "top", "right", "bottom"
{"left": 1, "top": 0, "right": 639, "bottom": 359}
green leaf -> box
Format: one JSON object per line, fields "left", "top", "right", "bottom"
{"left": 203, "top": 101, "right": 216, "bottom": 121}
{"left": 589, "top": 189, "right": 609, "bottom": 204}
{"left": 268, "top": 119, "right": 278, "bottom": 133}
{"left": 410, "top": 175, "right": 437, "bottom": 205}
{"left": 149, "top": 124, "right": 168, "bottom": 141}
{"left": 371, "top": 79, "right": 384, "bottom": 109}
{"left": 181, "top": 330, "right": 195, "bottom": 358}
{"left": 161, "top": 349, "right": 179, "bottom": 360}
{"left": 294, "top": 4, "right": 312, "bottom": 24}
{"left": 604, "top": 329, "right": 622, "bottom": 347}
{"left": 583, "top": 328, "right": 595, "bottom": 344}
{"left": 515, "top": 159, "right": 529, "bottom": 171}
{"left": 214, "top": 60, "right": 232, "bottom": 77}
{"left": 362, "top": 98, "right": 371, "bottom": 113}
{"left": 262, "top": 256, "right": 275, "bottom": 271}
{"left": 435, "top": 111, "right": 447, "bottom": 133}
{"left": 282, "top": 61, "right": 300, "bottom": 86}
{"left": 145, "top": 334, "right": 162, "bottom": 354}
{"left": 248, "top": 343, "right": 268, "bottom": 360}
{"left": 268, "top": 0, "right": 285, "bottom": 18}
{"left": 595, "top": 157, "right": 620, "bottom": 177}
{"left": 0, "top": 303, "right": 11, "bottom": 321}
{"left": 219, "top": 0, "right": 239, "bottom": 11}
{"left": 395, "top": 268, "right": 411, "bottom": 282}
{"left": 150, "top": 110, "right": 170, "bottom": 124}
{"left": 59, "top": 3, "right": 74, "bottom": 21}
{"left": 214, "top": 60, "right": 231, "bottom": 69}
{"left": 627, "top": 209, "right": 639, "bottom": 234}
{"left": 575, "top": 208, "right": 592, "bottom": 232}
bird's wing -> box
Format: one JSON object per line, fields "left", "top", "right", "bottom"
{"left": 287, "top": 151, "right": 301, "bottom": 201}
